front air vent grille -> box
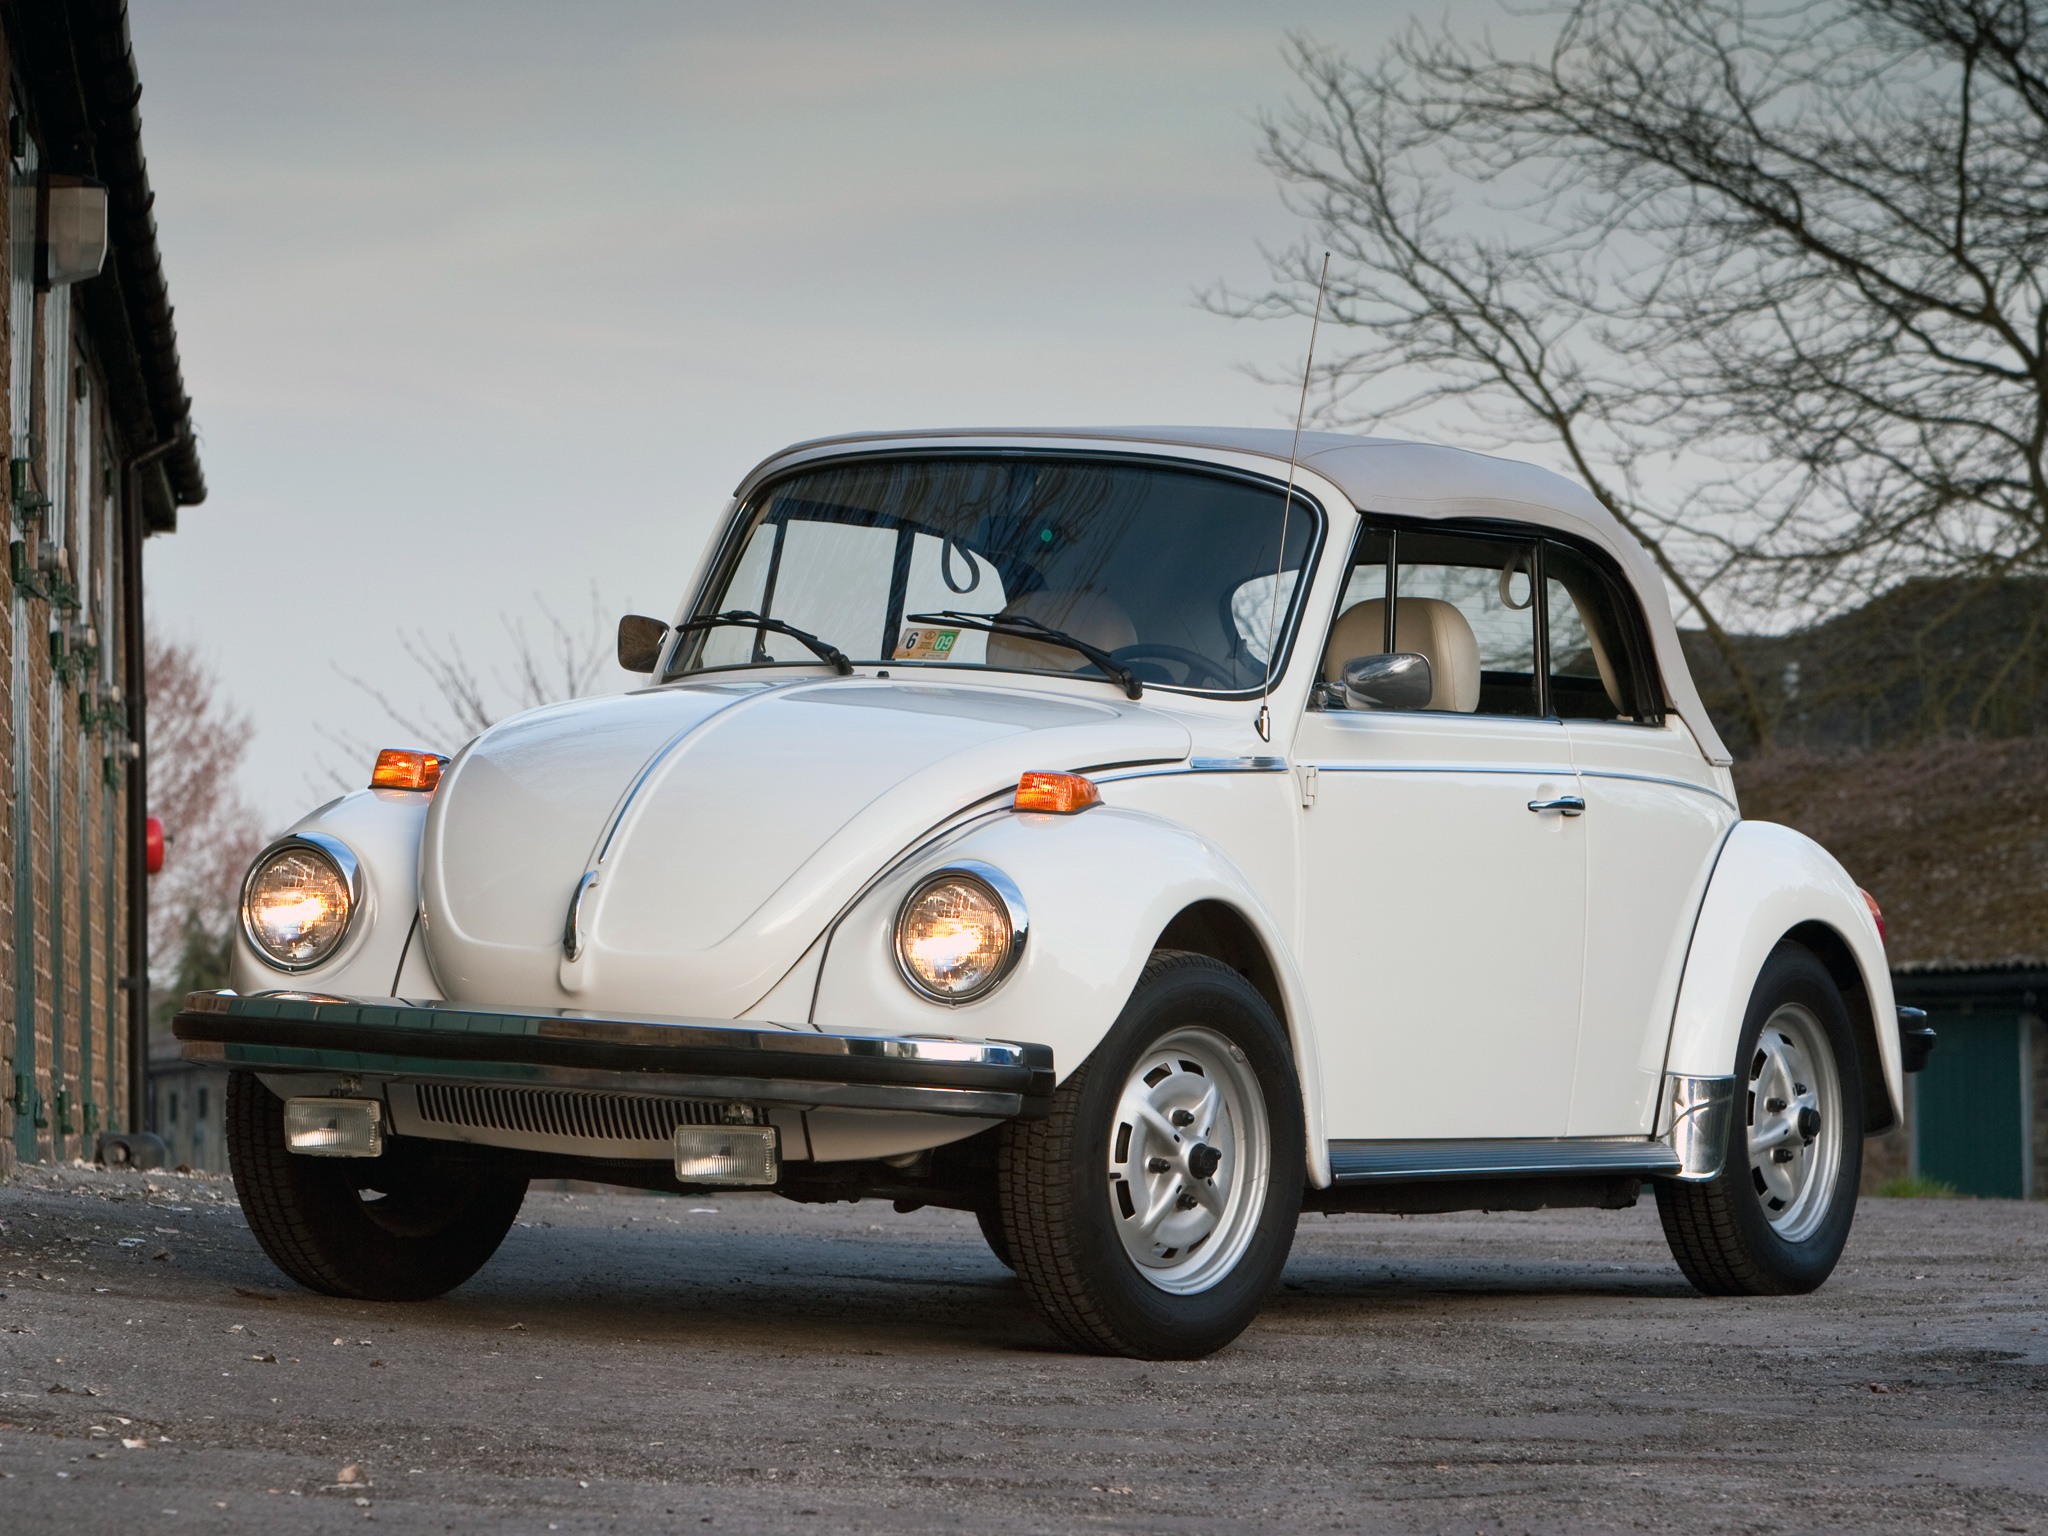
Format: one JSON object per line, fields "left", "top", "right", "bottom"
{"left": 415, "top": 1083, "right": 745, "bottom": 1144}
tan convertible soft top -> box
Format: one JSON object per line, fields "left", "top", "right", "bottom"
{"left": 735, "top": 426, "right": 1734, "bottom": 766}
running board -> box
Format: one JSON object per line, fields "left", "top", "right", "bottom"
{"left": 1327, "top": 1137, "right": 1682, "bottom": 1184}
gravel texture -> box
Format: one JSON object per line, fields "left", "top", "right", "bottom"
{"left": 1, "top": 1162, "right": 2043, "bottom": 1533}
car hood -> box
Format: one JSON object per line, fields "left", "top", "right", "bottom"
{"left": 418, "top": 677, "right": 1190, "bottom": 1018}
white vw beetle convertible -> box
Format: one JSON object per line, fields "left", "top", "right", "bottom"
{"left": 181, "top": 427, "right": 1934, "bottom": 1358}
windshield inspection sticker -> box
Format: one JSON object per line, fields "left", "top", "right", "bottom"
{"left": 894, "top": 626, "right": 961, "bottom": 662}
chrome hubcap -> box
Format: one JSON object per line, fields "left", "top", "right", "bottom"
{"left": 1106, "top": 1026, "right": 1269, "bottom": 1295}
{"left": 1745, "top": 1003, "right": 1842, "bottom": 1242}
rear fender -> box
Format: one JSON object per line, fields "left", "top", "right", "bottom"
{"left": 1665, "top": 820, "right": 1901, "bottom": 1135}
{"left": 809, "top": 805, "right": 1330, "bottom": 1185}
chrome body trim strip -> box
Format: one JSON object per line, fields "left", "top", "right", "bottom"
{"left": 1661, "top": 1073, "right": 1736, "bottom": 1181}
{"left": 1296, "top": 762, "right": 1579, "bottom": 777}
{"left": 1188, "top": 756, "right": 1289, "bottom": 772}
{"left": 1326, "top": 1136, "right": 1682, "bottom": 1183}
{"left": 1576, "top": 768, "right": 1737, "bottom": 811}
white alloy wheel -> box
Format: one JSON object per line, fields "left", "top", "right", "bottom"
{"left": 1106, "top": 1025, "right": 1271, "bottom": 1295}
{"left": 1745, "top": 1002, "right": 1844, "bottom": 1242}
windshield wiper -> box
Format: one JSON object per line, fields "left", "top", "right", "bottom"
{"left": 670, "top": 610, "right": 854, "bottom": 676}
{"left": 907, "top": 610, "right": 1142, "bottom": 699}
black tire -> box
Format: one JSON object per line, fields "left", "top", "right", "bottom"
{"left": 975, "top": 1205, "right": 1016, "bottom": 1270}
{"left": 996, "top": 951, "right": 1305, "bottom": 1358}
{"left": 1656, "top": 941, "right": 1864, "bottom": 1295}
{"left": 227, "top": 1073, "right": 527, "bottom": 1301}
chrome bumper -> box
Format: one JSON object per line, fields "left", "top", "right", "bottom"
{"left": 172, "top": 990, "right": 1055, "bottom": 1121}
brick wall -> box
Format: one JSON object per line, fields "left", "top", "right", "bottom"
{"left": 0, "top": 143, "right": 136, "bottom": 1177}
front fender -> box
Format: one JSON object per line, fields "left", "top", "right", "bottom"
{"left": 228, "top": 789, "right": 435, "bottom": 1001}
{"left": 1665, "top": 820, "right": 1901, "bottom": 1133}
{"left": 810, "top": 805, "right": 1330, "bottom": 1187}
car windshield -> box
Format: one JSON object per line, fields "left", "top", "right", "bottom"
{"left": 669, "top": 455, "right": 1321, "bottom": 694}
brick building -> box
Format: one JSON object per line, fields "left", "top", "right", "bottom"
{"left": 0, "top": 1, "right": 205, "bottom": 1177}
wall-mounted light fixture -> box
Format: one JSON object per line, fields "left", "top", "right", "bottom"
{"left": 38, "top": 173, "right": 108, "bottom": 288}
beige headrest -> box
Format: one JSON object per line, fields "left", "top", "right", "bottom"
{"left": 1321, "top": 597, "right": 1481, "bottom": 712}
{"left": 986, "top": 590, "right": 1138, "bottom": 672}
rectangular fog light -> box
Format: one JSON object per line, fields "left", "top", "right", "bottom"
{"left": 284, "top": 1097, "right": 383, "bottom": 1157}
{"left": 674, "top": 1125, "right": 779, "bottom": 1186}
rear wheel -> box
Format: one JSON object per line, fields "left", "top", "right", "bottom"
{"left": 1656, "top": 942, "right": 1863, "bottom": 1295}
{"left": 997, "top": 951, "right": 1304, "bottom": 1358}
{"left": 227, "top": 1073, "right": 527, "bottom": 1301}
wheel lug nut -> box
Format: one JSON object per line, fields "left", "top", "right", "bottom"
{"left": 1765, "top": 1097, "right": 1787, "bottom": 1113}
{"left": 1170, "top": 1109, "right": 1194, "bottom": 1127}
{"left": 1176, "top": 1192, "right": 1199, "bottom": 1210}
{"left": 1147, "top": 1157, "right": 1172, "bottom": 1173}
{"left": 1772, "top": 1147, "right": 1795, "bottom": 1163}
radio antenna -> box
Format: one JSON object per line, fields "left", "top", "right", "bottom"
{"left": 1257, "top": 250, "right": 1330, "bottom": 744}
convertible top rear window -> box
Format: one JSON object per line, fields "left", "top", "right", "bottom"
{"left": 672, "top": 455, "right": 1321, "bottom": 695}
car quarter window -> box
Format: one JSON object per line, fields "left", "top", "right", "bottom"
{"left": 1543, "top": 539, "right": 1662, "bottom": 724}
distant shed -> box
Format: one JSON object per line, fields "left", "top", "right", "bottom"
{"left": 1736, "top": 740, "right": 2046, "bottom": 1199}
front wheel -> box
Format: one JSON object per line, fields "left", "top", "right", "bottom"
{"left": 997, "top": 951, "right": 1304, "bottom": 1358}
{"left": 1655, "top": 941, "right": 1864, "bottom": 1295}
{"left": 227, "top": 1073, "right": 527, "bottom": 1301}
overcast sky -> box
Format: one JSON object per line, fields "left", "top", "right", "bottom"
{"left": 130, "top": 0, "right": 1535, "bottom": 828}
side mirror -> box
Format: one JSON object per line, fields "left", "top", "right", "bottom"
{"left": 617, "top": 614, "right": 669, "bottom": 674}
{"left": 1341, "top": 651, "right": 1433, "bottom": 711}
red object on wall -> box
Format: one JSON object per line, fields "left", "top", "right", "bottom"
{"left": 145, "top": 815, "right": 164, "bottom": 875}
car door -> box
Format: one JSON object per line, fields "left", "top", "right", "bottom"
{"left": 1541, "top": 540, "right": 1740, "bottom": 1135}
{"left": 1294, "top": 525, "right": 1587, "bottom": 1140}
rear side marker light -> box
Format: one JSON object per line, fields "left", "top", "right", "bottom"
{"left": 1858, "top": 887, "right": 1886, "bottom": 946}
{"left": 1013, "top": 771, "right": 1100, "bottom": 814}
{"left": 674, "top": 1125, "right": 779, "bottom": 1186}
{"left": 284, "top": 1097, "right": 383, "bottom": 1157}
{"left": 371, "top": 748, "right": 449, "bottom": 792}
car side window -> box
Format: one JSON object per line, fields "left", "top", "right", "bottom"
{"left": 1543, "top": 540, "right": 1660, "bottom": 723}
{"left": 1316, "top": 526, "right": 1541, "bottom": 716}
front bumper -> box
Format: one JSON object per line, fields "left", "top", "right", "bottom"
{"left": 172, "top": 991, "right": 1056, "bottom": 1121}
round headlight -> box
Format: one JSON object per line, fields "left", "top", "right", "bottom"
{"left": 242, "top": 837, "right": 357, "bottom": 971}
{"left": 894, "top": 867, "right": 1023, "bottom": 1004}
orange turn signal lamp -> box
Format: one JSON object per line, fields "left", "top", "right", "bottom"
{"left": 1859, "top": 886, "right": 1885, "bottom": 947}
{"left": 1013, "top": 770, "right": 1100, "bottom": 815}
{"left": 371, "top": 748, "right": 449, "bottom": 793}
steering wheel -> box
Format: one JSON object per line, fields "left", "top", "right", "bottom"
{"left": 1109, "top": 643, "right": 1235, "bottom": 689}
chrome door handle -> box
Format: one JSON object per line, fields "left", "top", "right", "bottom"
{"left": 1527, "top": 795, "right": 1585, "bottom": 816}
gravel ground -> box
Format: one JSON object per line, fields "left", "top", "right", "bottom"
{"left": 0, "top": 1162, "right": 2043, "bottom": 1534}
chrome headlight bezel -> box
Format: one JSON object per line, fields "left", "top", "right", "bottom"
{"left": 892, "top": 860, "right": 1028, "bottom": 1006}
{"left": 239, "top": 832, "right": 364, "bottom": 974}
